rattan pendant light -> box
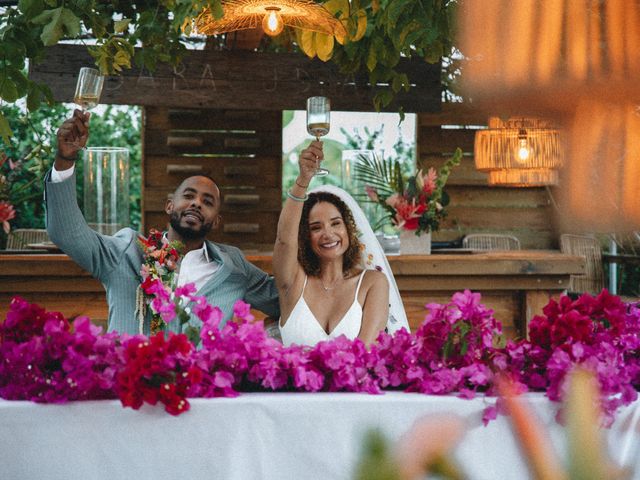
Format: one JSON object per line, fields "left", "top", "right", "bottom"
{"left": 193, "top": 0, "right": 346, "bottom": 37}
{"left": 474, "top": 117, "right": 564, "bottom": 187}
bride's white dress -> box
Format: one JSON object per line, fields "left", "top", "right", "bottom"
{"left": 276, "top": 185, "right": 409, "bottom": 345}
{"left": 279, "top": 271, "right": 366, "bottom": 346}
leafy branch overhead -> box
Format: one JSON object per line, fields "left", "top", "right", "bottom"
{"left": 0, "top": 0, "right": 455, "bottom": 141}
{"left": 311, "top": 0, "right": 455, "bottom": 112}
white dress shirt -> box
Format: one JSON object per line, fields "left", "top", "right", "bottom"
{"left": 175, "top": 243, "right": 219, "bottom": 292}
{"left": 51, "top": 164, "right": 219, "bottom": 292}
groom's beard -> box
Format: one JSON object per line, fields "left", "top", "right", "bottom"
{"left": 169, "top": 211, "right": 213, "bottom": 240}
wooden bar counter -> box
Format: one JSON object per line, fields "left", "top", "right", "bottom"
{"left": 0, "top": 251, "right": 584, "bottom": 339}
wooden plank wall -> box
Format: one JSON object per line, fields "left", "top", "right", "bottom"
{"left": 418, "top": 105, "right": 557, "bottom": 249}
{"left": 142, "top": 107, "right": 282, "bottom": 252}
{"left": 142, "top": 104, "right": 558, "bottom": 252}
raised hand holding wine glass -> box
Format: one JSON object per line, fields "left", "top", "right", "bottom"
{"left": 65, "top": 67, "right": 103, "bottom": 150}
{"left": 306, "top": 96, "right": 330, "bottom": 176}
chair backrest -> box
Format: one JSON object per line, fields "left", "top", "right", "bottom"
{"left": 462, "top": 233, "right": 521, "bottom": 251}
{"left": 5, "top": 229, "right": 50, "bottom": 250}
{"left": 560, "top": 234, "right": 605, "bottom": 294}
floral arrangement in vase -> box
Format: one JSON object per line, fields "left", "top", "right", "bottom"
{"left": 355, "top": 148, "right": 462, "bottom": 254}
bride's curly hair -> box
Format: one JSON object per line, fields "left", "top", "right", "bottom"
{"left": 298, "top": 191, "right": 362, "bottom": 277}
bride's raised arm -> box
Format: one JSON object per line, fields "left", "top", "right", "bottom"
{"left": 273, "top": 141, "right": 323, "bottom": 296}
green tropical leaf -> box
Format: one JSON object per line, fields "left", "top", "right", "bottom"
{"left": 114, "top": 19, "right": 131, "bottom": 34}
{"left": 0, "top": 112, "right": 12, "bottom": 144}
{"left": 0, "top": 74, "right": 19, "bottom": 102}
{"left": 9, "top": 69, "right": 29, "bottom": 97}
{"left": 33, "top": 8, "right": 63, "bottom": 46}
{"left": 59, "top": 8, "right": 81, "bottom": 37}
{"left": 366, "top": 45, "right": 377, "bottom": 71}
{"left": 353, "top": 429, "right": 399, "bottom": 480}
{"left": 352, "top": 152, "right": 401, "bottom": 198}
{"left": 205, "top": 0, "right": 223, "bottom": 20}
{"left": 18, "top": 0, "right": 45, "bottom": 18}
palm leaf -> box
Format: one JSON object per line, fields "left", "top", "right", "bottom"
{"left": 353, "top": 152, "right": 403, "bottom": 197}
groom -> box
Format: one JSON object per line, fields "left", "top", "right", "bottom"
{"left": 44, "top": 109, "right": 279, "bottom": 335}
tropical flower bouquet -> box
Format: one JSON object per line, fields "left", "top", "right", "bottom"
{"left": 355, "top": 148, "right": 462, "bottom": 254}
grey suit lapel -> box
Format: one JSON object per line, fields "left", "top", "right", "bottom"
{"left": 195, "top": 241, "right": 232, "bottom": 296}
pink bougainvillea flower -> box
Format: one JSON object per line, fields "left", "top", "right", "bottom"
{"left": 233, "top": 299, "right": 255, "bottom": 322}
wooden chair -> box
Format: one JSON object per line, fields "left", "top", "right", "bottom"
{"left": 5, "top": 229, "right": 50, "bottom": 250}
{"left": 462, "top": 233, "right": 521, "bottom": 251}
{"left": 560, "top": 234, "right": 605, "bottom": 295}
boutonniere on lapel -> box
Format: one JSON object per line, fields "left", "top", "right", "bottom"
{"left": 136, "top": 229, "right": 184, "bottom": 335}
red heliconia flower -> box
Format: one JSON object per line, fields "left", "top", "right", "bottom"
{"left": 0, "top": 201, "right": 16, "bottom": 233}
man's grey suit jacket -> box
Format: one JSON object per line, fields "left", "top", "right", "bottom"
{"left": 44, "top": 171, "right": 279, "bottom": 335}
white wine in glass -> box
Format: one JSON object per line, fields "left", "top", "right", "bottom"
{"left": 74, "top": 93, "right": 100, "bottom": 110}
{"left": 306, "top": 96, "right": 330, "bottom": 176}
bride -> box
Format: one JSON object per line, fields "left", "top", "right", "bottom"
{"left": 274, "top": 141, "right": 409, "bottom": 346}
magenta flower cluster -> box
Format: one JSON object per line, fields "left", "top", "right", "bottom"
{"left": 1, "top": 289, "right": 639, "bottom": 423}
{"left": 501, "top": 290, "right": 640, "bottom": 425}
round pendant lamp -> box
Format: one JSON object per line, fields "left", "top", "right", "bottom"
{"left": 474, "top": 117, "right": 564, "bottom": 187}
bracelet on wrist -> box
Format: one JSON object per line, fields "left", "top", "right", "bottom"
{"left": 295, "top": 179, "right": 309, "bottom": 189}
{"left": 287, "top": 189, "right": 309, "bottom": 202}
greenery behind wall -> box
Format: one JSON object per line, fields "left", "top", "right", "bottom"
{"left": 0, "top": 103, "right": 142, "bottom": 232}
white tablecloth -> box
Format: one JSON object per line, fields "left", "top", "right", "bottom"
{"left": 2, "top": 392, "right": 640, "bottom": 480}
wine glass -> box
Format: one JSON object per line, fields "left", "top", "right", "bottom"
{"left": 74, "top": 67, "right": 104, "bottom": 111}
{"left": 70, "top": 67, "right": 104, "bottom": 149}
{"left": 306, "top": 96, "right": 330, "bottom": 176}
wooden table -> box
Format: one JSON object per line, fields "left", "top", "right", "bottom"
{"left": 0, "top": 250, "right": 584, "bottom": 338}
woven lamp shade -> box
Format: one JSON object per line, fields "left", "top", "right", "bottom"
{"left": 559, "top": 100, "right": 640, "bottom": 232}
{"left": 474, "top": 117, "right": 564, "bottom": 187}
{"left": 459, "top": 0, "right": 640, "bottom": 113}
{"left": 194, "top": 0, "right": 346, "bottom": 37}
{"left": 486, "top": 169, "right": 559, "bottom": 188}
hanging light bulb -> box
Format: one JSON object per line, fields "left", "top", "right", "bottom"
{"left": 262, "top": 6, "right": 284, "bottom": 36}
{"left": 516, "top": 128, "right": 530, "bottom": 162}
